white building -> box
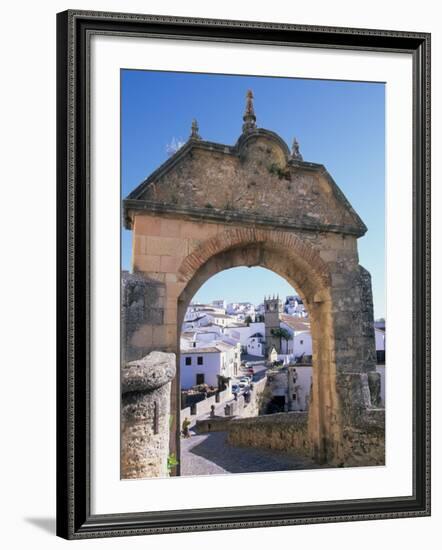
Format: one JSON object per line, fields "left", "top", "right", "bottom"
{"left": 375, "top": 327, "right": 386, "bottom": 364}
{"left": 212, "top": 299, "right": 226, "bottom": 310}
{"left": 180, "top": 339, "right": 241, "bottom": 389}
{"left": 182, "top": 314, "right": 211, "bottom": 331}
{"left": 375, "top": 326, "right": 386, "bottom": 405}
{"left": 246, "top": 331, "right": 265, "bottom": 356}
{"left": 183, "top": 303, "right": 230, "bottom": 330}
{"left": 288, "top": 365, "right": 312, "bottom": 411}
{"left": 223, "top": 321, "right": 266, "bottom": 354}
{"left": 284, "top": 295, "right": 307, "bottom": 317}
{"left": 279, "top": 314, "right": 312, "bottom": 357}
{"left": 268, "top": 347, "right": 278, "bottom": 363}
{"left": 224, "top": 321, "right": 264, "bottom": 343}
{"left": 205, "top": 312, "right": 238, "bottom": 327}
{"left": 181, "top": 327, "right": 223, "bottom": 347}
{"left": 289, "top": 332, "right": 312, "bottom": 357}
{"left": 226, "top": 301, "right": 256, "bottom": 321}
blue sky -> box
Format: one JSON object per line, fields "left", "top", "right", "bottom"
{"left": 121, "top": 70, "right": 385, "bottom": 318}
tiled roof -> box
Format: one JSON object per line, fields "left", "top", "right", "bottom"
{"left": 181, "top": 347, "right": 220, "bottom": 354}
{"left": 280, "top": 314, "right": 311, "bottom": 332}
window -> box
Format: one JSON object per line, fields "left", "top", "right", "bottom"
{"left": 300, "top": 339, "right": 304, "bottom": 345}
{"left": 292, "top": 393, "right": 297, "bottom": 400}
{"left": 185, "top": 357, "right": 192, "bottom": 366}
{"left": 197, "top": 356, "right": 203, "bottom": 365}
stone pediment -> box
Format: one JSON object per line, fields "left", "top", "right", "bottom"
{"left": 124, "top": 127, "right": 367, "bottom": 237}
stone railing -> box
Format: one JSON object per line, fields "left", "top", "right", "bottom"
{"left": 121, "top": 351, "right": 175, "bottom": 479}
{"left": 183, "top": 377, "right": 268, "bottom": 432}
{"left": 195, "top": 416, "right": 234, "bottom": 433}
{"left": 180, "top": 387, "right": 231, "bottom": 428}
{"left": 227, "top": 411, "right": 311, "bottom": 457}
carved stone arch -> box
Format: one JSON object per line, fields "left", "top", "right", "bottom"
{"left": 175, "top": 228, "right": 341, "bottom": 463}
{"left": 177, "top": 226, "right": 331, "bottom": 290}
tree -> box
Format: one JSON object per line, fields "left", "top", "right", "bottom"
{"left": 244, "top": 315, "right": 253, "bottom": 326}
{"left": 270, "top": 327, "right": 292, "bottom": 353}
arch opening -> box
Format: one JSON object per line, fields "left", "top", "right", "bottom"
{"left": 175, "top": 239, "right": 341, "bottom": 474}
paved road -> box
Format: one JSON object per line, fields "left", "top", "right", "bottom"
{"left": 180, "top": 431, "right": 318, "bottom": 476}
{"left": 185, "top": 357, "right": 267, "bottom": 428}
{"left": 239, "top": 354, "right": 268, "bottom": 382}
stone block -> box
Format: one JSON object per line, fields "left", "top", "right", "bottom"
{"left": 145, "top": 236, "right": 186, "bottom": 257}
{"left": 160, "top": 217, "right": 182, "bottom": 238}
{"left": 135, "top": 215, "right": 161, "bottom": 236}
{"left": 319, "top": 249, "right": 338, "bottom": 262}
{"left": 180, "top": 220, "right": 219, "bottom": 239}
{"left": 134, "top": 254, "right": 161, "bottom": 272}
{"left": 130, "top": 324, "right": 153, "bottom": 348}
{"left": 160, "top": 255, "right": 181, "bottom": 273}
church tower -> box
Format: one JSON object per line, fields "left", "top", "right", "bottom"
{"left": 264, "top": 295, "right": 283, "bottom": 354}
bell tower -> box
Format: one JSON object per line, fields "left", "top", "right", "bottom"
{"left": 264, "top": 295, "right": 283, "bottom": 354}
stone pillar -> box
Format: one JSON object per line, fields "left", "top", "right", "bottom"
{"left": 334, "top": 265, "right": 378, "bottom": 416}
{"left": 357, "top": 266, "right": 377, "bottom": 374}
{"left": 331, "top": 265, "right": 384, "bottom": 466}
{"left": 121, "top": 271, "right": 166, "bottom": 362}
{"left": 121, "top": 351, "right": 176, "bottom": 479}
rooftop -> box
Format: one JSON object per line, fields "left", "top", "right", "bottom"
{"left": 181, "top": 340, "right": 238, "bottom": 354}
{"left": 280, "top": 314, "right": 311, "bottom": 332}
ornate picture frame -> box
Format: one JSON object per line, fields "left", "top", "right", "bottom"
{"left": 56, "top": 10, "right": 430, "bottom": 539}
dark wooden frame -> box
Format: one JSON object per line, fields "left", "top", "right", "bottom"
{"left": 56, "top": 9, "right": 431, "bottom": 540}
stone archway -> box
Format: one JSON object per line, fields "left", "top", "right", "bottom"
{"left": 122, "top": 91, "right": 384, "bottom": 477}
{"left": 176, "top": 229, "right": 339, "bottom": 465}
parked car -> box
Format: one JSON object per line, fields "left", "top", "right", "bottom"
{"left": 231, "top": 384, "right": 240, "bottom": 394}
{"left": 240, "top": 376, "right": 252, "bottom": 384}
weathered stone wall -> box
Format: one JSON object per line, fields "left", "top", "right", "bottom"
{"left": 126, "top": 131, "right": 364, "bottom": 235}
{"left": 241, "top": 377, "right": 268, "bottom": 417}
{"left": 122, "top": 271, "right": 166, "bottom": 362}
{"left": 195, "top": 417, "right": 234, "bottom": 433}
{"left": 121, "top": 351, "right": 175, "bottom": 479}
{"left": 227, "top": 412, "right": 311, "bottom": 457}
{"left": 342, "top": 409, "right": 385, "bottom": 466}
{"left": 226, "top": 410, "right": 383, "bottom": 468}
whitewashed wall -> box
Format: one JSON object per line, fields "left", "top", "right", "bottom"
{"left": 180, "top": 352, "right": 222, "bottom": 388}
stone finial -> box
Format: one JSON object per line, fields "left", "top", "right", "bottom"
{"left": 190, "top": 118, "right": 201, "bottom": 140}
{"left": 242, "top": 89, "right": 257, "bottom": 132}
{"left": 290, "top": 137, "right": 303, "bottom": 161}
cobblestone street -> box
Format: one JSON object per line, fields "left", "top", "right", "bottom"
{"left": 180, "top": 431, "right": 319, "bottom": 476}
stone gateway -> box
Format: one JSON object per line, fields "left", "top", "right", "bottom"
{"left": 122, "top": 91, "right": 384, "bottom": 477}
